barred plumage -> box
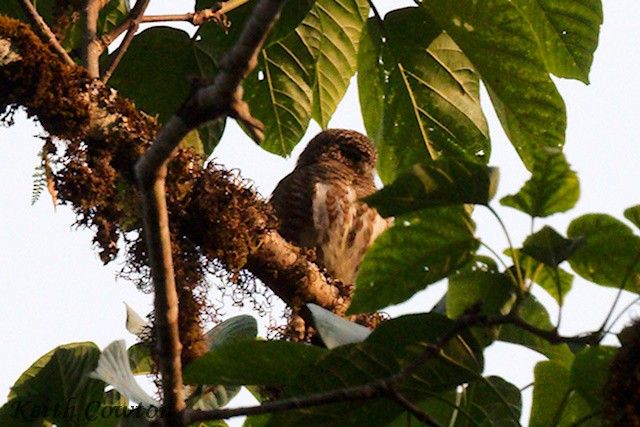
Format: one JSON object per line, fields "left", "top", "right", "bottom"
{"left": 271, "top": 129, "right": 390, "bottom": 285}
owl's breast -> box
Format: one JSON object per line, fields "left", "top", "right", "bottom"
{"left": 312, "top": 182, "right": 390, "bottom": 285}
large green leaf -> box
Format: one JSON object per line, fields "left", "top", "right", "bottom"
{"left": 270, "top": 313, "right": 483, "bottom": 426}
{"left": 501, "top": 148, "right": 579, "bottom": 217}
{"left": 358, "top": 8, "right": 490, "bottom": 183}
{"left": 108, "top": 28, "right": 225, "bottom": 156}
{"left": 1, "top": 342, "right": 105, "bottom": 426}
{"left": 511, "top": 0, "right": 603, "bottom": 83}
{"left": 192, "top": 41, "right": 226, "bottom": 156}
{"left": 349, "top": 207, "right": 478, "bottom": 314}
{"left": 109, "top": 27, "right": 198, "bottom": 124}
{"left": 311, "top": 0, "right": 368, "bottom": 128}
{"left": 387, "top": 389, "right": 460, "bottom": 426}
{"left": 498, "top": 294, "right": 574, "bottom": 366}
{"left": 521, "top": 226, "right": 583, "bottom": 267}
{"left": 364, "top": 158, "right": 499, "bottom": 218}
{"left": 206, "top": 314, "right": 258, "bottom": 350}
{"left": 530, "top": 361, "right": 593, "bottom": 426}
{"left": 195, "top": 0, "right": 316, "bottom": 57}
{"left": 571, "top": 346, "right": 616, "bottom": 413}
{"left": 420, "top": 0, "right": 566, "bottom": 170}
{"left": 567, "top": 214, "right": 640, "bottom": 293}
{"left": 390, "top": 376, "right": 522, "bottom": 426}
{"left": 243, "top": 9, "right": 320, "bottom": 155}
{"left": 183, "top": 341, "right": 325, "bottom": 386}
{"left": 447, "top": 269, "right": 516, "bottom": 346}
{"left": 458, "top": 376, "right": 522, "bottom": 426}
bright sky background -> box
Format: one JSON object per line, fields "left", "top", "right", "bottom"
{"left": 1, "top": 1, "right": 639, "bottom": 425}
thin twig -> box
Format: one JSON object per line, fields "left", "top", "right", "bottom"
{"left": 101, "top": 0, "right": 151, "bottom": 83}
{"left": 101, "top": 0, "right": 251, "bottom": 48}
{"left": 605, "top": 295, "right": 640, "bottom": 335}
{"left": 185, "top": 379, "right": 390, "bottom": 424}
{"left": 18, "top": 0, "right": 75, "bottom": 66}
{"left": 598, "top": 249, "right": 640, "bottom": 334}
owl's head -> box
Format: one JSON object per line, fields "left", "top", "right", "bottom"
{"left": 297, "top": 129, "right": 377, "bottom": 173}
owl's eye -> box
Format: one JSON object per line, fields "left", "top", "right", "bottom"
{"left": 340, "top": 145, "right": 363, "bottom": 164}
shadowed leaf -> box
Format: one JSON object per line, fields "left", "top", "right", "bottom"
{"left": 521, "top": 226, "right": 584, "bottom": 267}
{"left": 365, "top": 158, "right": 499, "bottom": 217}
{"left": 511, "top": 0, "right": 603, "bottom": 83}
{"left": 501, "top": 148, "right": 579, "bottom": 217}
{"left": 420, "top": 0, "right": 566, "bottom": 170}
{"left": 358, "top": 8, "right": 489, "bottom": 183}
{"left": 349, "top": 207, "right": 478, "bottom": 314}
{"left": 567, "top": 214, "right": 640, "bottom": 293}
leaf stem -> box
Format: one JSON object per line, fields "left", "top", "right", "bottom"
{"left": 485, "top": 205, "right": 524, "bottom": 293}
{"left": 598, "top": 249, "right": 640, "bottom": 335}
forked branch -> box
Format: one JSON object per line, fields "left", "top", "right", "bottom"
{"left": 133, "top": 0, "right": 286, "bottom": 424}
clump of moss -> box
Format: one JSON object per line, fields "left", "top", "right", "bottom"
{"left": 0, "top": 17, "right": 91, "bottom": 136}
{"left": 604, "top": 318, "right": 640, "bottom": 426}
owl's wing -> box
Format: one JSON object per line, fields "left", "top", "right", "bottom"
{"left": 270, "top": 167, "right": 319, "bottom": 249}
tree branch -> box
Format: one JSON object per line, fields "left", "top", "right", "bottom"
{"left": 18, "top": 0, "right": 75, "bottom": 67}
{"left": 101, "top": 0, "right": 151, "bottom": 83}
{"left": 82, "top": 0, "right": 108, "bottom": 77}
{"left": 134, "top": 0, "right": 285, "bottom": 424}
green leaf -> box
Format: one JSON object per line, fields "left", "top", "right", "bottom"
{"left": 127, "top": 343, "right": 153, "bottom": 375}
{"left": 521, "top": 226, "right": 584, "bottom": 267}
{"left": 460, "top": 376, "right": 522, "bottom": 426}
{"left": 183, "top": 341, "right": 325, "bottom": 386}
{"left": 500, "top": 148, "right": 579, "bottom": 217}
{"left": 243, "top": 9, "right": 320, "bottom": 155}
{"left": 511, "top": 0, "right": 603, "bottom": 83}
{"left": 447, "top": 269, "right": 516, "bottom": 345}
{"left": 0, "top": 2, "right": 28, "bottom": 22}
{"left": 571, "top": 346, "right": 616, "bottom": 412}
{"left": 307, "top": 303, "right": 372, "bottom": 349}
{"left": 388, "top": 389, "right": 459, "bottom": 426}
{"left": 498, "top": 295, "right": 574, "bottom": 367}
{"left": 447, "top": 270, "right": 516, "bottom": 318}
{"left": 195, "top": 0, "right": 315, "bottom": 57}
{"left": 192, "top": 41, "right": 226, "bottom": 155}
{"left": 530, "top": 361, "right": 592, "bottom": 427}
{"left": 311, "top": 0, "right": 369, "bottom": 128}
{"left": 567, "top": 214, "right": 640, "bottom": 293}
{"left": 358, "top": 8, "right": 490, "bottom": 183}
{"left": 271, "top": 313, "right": 483, "bottom": 426}
{"left": 421, "top": 0, "right": 567, "bottom": 170}
{"left": 2, "top": 342, "right": 105, "bottom": 426}
{"left": 109, "top": 27, "right": 198, "bottom": 124}
{"left": 624, "top": 205, "right": 640, "bottom": 230}
{"left": 206, "top": 315, "right": 258, "bottom": 351}
{"left": 349, "top": 207, "right": 478, "bottom": 314}
{"left": 364, "top": 158, "right": 499, "bottom": 217}
{"left": 507, "top": 250, "right": 574, "bottom": 305}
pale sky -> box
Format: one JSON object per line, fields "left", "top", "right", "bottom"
{"left": 1, "top": 1, "right": 639, "bottom": 425}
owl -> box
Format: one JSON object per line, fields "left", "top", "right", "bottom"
{"left": 270, "top": 129, "right": 391, "bottom": 286}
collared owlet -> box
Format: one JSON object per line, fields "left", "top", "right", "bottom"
{"left": 270, "top": 129, "right": 391, "bottom": 286}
